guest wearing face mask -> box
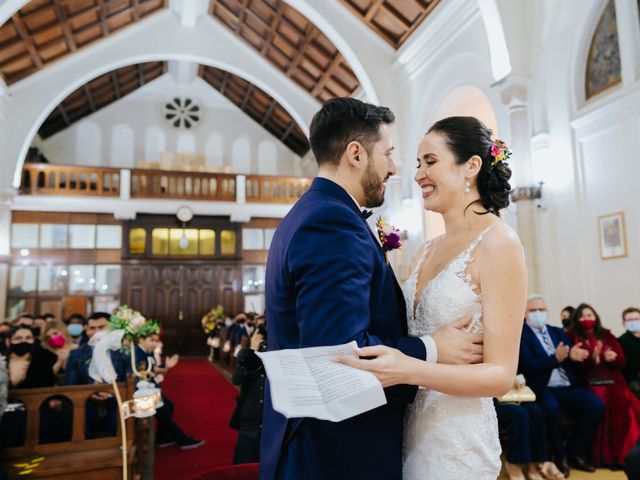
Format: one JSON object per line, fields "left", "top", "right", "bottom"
{"left": 561, "top": 306, "right": 575, "bottom": 332}
{"left": 32, "top": 316, "right": 46, "bottom": 338}
{"left": 567, "top": 303, "right": 640, "bottom": 470}
{"left": 65, "top": 313, "right": 86, "bottom": 345}
{"left": 41, "top": 321, "right": 77, "bottom": 375}
{"left": 0, "top": 326, "right": 67, "bottom": 448}
{"left": 518, "top": 295, "right": 604, "bottom": 476}
{"left": 619, "top": 307, "right": 640, "bottom": 398}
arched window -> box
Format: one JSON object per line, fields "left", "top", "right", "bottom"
{"left": 585, "top": 0, "right": 622, "bottom": 99}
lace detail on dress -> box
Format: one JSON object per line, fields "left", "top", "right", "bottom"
{"left": 401, "top": 226, "right": 501, "bottom": 480}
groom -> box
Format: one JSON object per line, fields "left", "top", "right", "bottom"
{"left": 261, "top": 98, "right": 482, "bottom": 480}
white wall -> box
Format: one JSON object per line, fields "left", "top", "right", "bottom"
{"left": 38, "top": 74, "right": 300, "bottom": 176}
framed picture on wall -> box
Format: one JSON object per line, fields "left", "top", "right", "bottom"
{"left": 598, "top": 211, "right": 627, "bottom": 259}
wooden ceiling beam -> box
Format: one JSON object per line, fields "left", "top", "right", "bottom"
{"left": 82, "top": 85, "right": 96, "bottom": 112}
{"left": 260, "top": 100, "right": 277, "bottom": 126}
{"left": 364, "top": 0, "right": 385, "bottom": 22}
{"left": 260, "top": 2, "right": 286, "bottom": 55}
{"left": 285, "top": 24, "right": 317, "bottom": 76}
{"left": 280, "top": 120, "right": 296, "bottom": 142}
{"left": 132, "top": 0, "right": 141, "bottom": 21}
{"left": 96, "top": 0, "right": 110, "bottom": 36}
{"left": 138, "top": 64, "right": 145, "bottom": 87}
{"left": 310, "top": 55, "right": 341, "bottom": 97}
{"left": 240, "top": 84, "right": 254, "bottom": 110}
{"left": 235, "top": 0, "right": 250, "bottom": 34}
{"left": 219, "top": 71, "right": 230, "bottom": 95}
{"left": 57, "top": 104, "right": 71, "bottom": 126}
{"left": 110, "top": 72, "right": 122, "bottom": 99}
{"left": 52, "top": 0, "right": 77, "bottom": 52}
{"left": 10, "top": 14, "right": 44, "bottom": 69}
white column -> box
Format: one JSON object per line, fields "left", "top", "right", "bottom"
{"left": 614, "top": 0, "right": 640, "bottom": 85}
{"left": 497, "top": 76, "right": 540, "bottom": 292}
{"left": 120, "top": 169, "right": 131, "bottom": 200}
{"left": 0, "top": 189, "right": 14, "bottom": 323}
{"left": 236, "top": 175, "right": 246, "bottom": 205}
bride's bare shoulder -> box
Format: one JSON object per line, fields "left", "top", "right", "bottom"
{"left": 477, "top": 222, "right": 524, "bottom": 261}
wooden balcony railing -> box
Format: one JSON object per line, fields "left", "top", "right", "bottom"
{"left": 20, "top": 163, "right": 312, "bottom": 204}
{"left": 245, "top": 175, "right": 311, "bottom": 203}
{"left": 21, "top": 163, "right": 120, "bottom": 196}
{"left": 130, "top": 169, "right": 236, "bottom": 201}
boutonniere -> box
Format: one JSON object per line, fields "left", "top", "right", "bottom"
{"left": 376, "top": 217, "right": 402, "bottom": 262}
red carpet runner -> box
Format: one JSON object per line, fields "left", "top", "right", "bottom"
{"left": 154, "top": 358, "right": 239, "bottom": 480}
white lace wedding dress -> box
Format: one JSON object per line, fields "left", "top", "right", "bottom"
{"left": 402, "top": 229, "right": 502, "bottom": 480}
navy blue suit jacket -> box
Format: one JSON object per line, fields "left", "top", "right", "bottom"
{"left": 260, "top": 178, "right": 427, "bottom": 480}
{"left": 64, "top": 344, "right": 130, "bottom": 385}
{"left": 518, "top": 323, "right": 576, "bottom": 393}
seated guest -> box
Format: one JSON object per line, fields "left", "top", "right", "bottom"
{"left": 12, "top": 314, "right": 35, "bottom": 329}
{"left": 1, "top": 326, "right": 70, "bottom": 446}
{"left": 33, "top": 316, "right": 46, "bottom": 338}
{"left": 5, "top": 326, "right": 56, "bottom": 388}
{"left": 65, "top": 313, "right": 87, "bottom": 345}
{"left": 0, "top": 354, "right": 7, "bottom": 480}
{"left": 619, "top": 307, "right": 640, "bottom": 398}
{"left": 561, "top": 306, "right": 575, "bottom": 332}
{"left": 230, "top": 326, "right": 266, "bottom": 464}
{"left": 65, "top": 312, "right": 129, "bottom": 438}
{"left": 41, "top": 320, "right": 76, "bottom": 375}
{"left": 495, "top": 388, "right": 553, "bottom": 480}
{"left": 519, "top": 295, "right": 604, "bottom": 476}
{"left": 135, "top": 333, "right": 204, "bottom": 450}
{"left": 567, "top": 303, "right": 640, "bottom": 469}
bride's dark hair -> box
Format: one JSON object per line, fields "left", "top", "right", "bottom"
{"left": 427, "top": 116, "right": 512, "bottom": 217}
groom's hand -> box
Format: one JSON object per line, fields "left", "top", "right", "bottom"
{"left": 432, "top": 314, "right": 483, "bottom": 364}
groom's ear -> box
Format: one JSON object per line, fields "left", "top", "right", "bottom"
{"left": 345, "top": 141, "right": 365, "bottom": 170}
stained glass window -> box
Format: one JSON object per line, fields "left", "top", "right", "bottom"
{"left": 586, "top": 0, "right": 622, "bottom": 99}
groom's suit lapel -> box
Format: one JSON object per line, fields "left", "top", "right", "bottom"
{"left": 309, "top": 178, "right": 408, "bottom": 334}
{"left": 309, "top": 178, "right": 385, "bottom": 258}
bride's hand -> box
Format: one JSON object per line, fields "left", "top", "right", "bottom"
{"left": 335, "top": 345, "right": 413, "bottom": 388}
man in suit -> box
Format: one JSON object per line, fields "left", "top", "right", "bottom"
{"left": 261, "top": 98, "right": 484, "bottom": 480}
{"left": 64, "top": 312, "right": 129, "bottom": 438}
{"left": 518, "top": 294, "right": 604, "bottom": 476}
{"left": 134, "top": 333, "right": 204, "bottom": 449}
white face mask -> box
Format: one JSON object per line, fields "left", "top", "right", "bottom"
{"left": 526, "top": 311, "right": 548, "bottom": 329}
{"left": 626, "top": 319, "right": 640, "bottom": 333}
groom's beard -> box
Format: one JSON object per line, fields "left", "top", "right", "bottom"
{"left": 361, "top": 160, "right": 386, "bottom": 208}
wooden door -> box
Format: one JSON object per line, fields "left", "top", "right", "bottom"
{"left": 121, "top": 263, "right": 242, "bottom": 356}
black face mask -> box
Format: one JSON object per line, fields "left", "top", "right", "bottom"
{"left": 562, "top": 318, "right": 572, "bottom": 329}
{"left": 32, "top": 327, "right": 41, "bottom": 337}
{"left": 10, "top": 342, "right": 33, "bottom": 356}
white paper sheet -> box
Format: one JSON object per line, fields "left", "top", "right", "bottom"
{"left": 256, "top": 341, "right": 387, "bottom": 422}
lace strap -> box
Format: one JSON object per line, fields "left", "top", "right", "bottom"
{"left": 412, "top": 239, "right": 433, "bottom": 277}
{"left": 453, "top": 224, "right": 498, "bottom": 270}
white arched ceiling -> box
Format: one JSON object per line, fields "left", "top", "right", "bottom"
{"left": 477, "top": 0, "right": 512, "bottom": 81}
{"left": 285, "top": 0, "right": 393, "bottom": 105}
{"left": 2, "top": 8, "right": 320, "bottom": 188}
{"left": 432, "top": 84, "right": 499, "bottom": 134}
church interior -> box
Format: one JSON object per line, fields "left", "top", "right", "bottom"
{"left": 0, "top": 0, "right": 639, "bottom": 478}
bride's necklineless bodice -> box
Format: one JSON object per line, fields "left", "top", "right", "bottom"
{"left": 405, "top": 226, "right": 495, "bottom": 336}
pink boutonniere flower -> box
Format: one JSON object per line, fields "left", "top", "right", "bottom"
{"left": 376, "top": 217, "right": 402, "bottom": 253}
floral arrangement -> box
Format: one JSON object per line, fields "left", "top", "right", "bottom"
{"left": 202, "top": 305, "right": 226, "bottom": 334}
{"left": 490, "top": 139, "right": 512, "bottom": 166}
{"left": 108, "top": 305, "right": 160, "bottom": 341}
{"left": 376, "top": 217, "right": 402, "bottom": 253}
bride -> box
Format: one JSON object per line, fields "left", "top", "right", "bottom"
{"left": 338, "top": 116, "right": 527, "bottom": 479}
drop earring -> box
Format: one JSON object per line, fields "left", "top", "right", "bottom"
{"left": 465, "top": 179, "right": 471, "bottom": 193}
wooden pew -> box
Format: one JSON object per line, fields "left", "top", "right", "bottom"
{"left": 4, "top": 380, "right": 136, "bottom": 479}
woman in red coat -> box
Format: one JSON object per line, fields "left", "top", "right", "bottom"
{"left": 568, "top": 303, "right": 640, "bottom": 469}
